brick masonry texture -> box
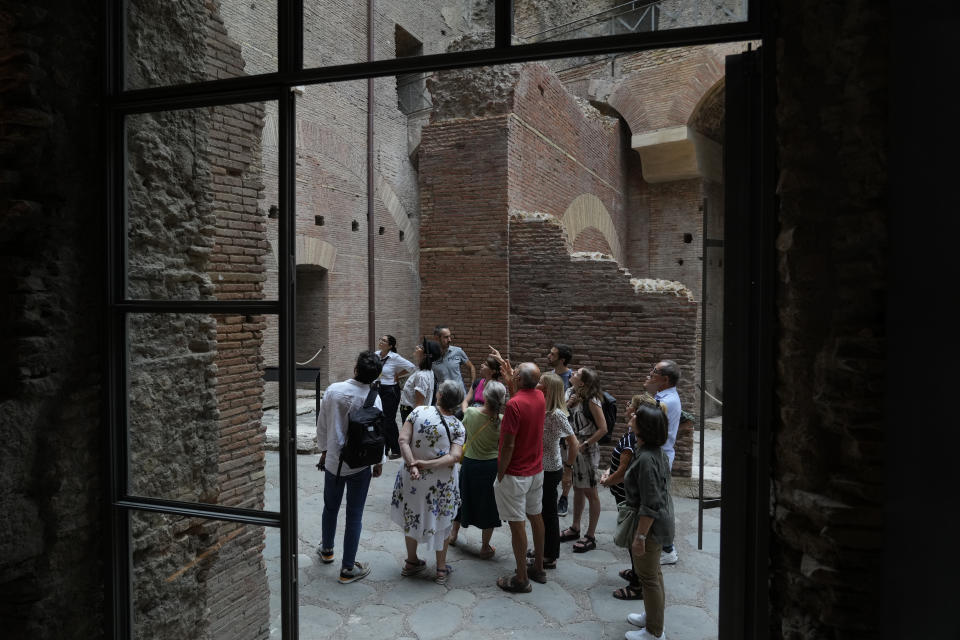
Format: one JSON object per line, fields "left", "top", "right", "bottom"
{"left": 770, "top": 0, "right": 887, "bottom": 637}
{"left": 509, "top": 215, "right": 697, "bottom": 474}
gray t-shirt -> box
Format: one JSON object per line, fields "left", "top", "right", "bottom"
{"left": 432, "top": 345, "right": 469, "bottom": 390}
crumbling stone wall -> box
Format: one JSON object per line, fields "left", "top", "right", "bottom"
{"left": 770, "top": 0, "right": 887, "bottom": 636}
{"left": 0, "top": 2, "right": 105, "bottom": 638}
{"left": 509, "top": 214, "right": 697, "bottom": 473}
{"left": 125, "top": 2, "right": 270, "bottom": 639}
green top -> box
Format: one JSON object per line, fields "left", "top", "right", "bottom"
{"left": 462, "top": 406, "right": 501, "bottom": 461}
{"left": 623, "top": 445, "right": 675, "bottom": 547}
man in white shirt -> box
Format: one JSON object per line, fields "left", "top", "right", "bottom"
{"left": 644, "top": 358, "right": 682, "bottom": 566}
{"left": 316, "top": 350, "right": 385, "bottom": 583}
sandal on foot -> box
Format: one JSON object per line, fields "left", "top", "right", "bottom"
{"left": 558, "top": 527, "right": 581, "bottom": 542}
{"left": 613, "top": 585, "right": 644, "bottom": 600}
{"left": 527, "top": 556, "right": 557, "bottom": 569}
{"left": 528, "top": 567, "right": 547, "bottom": 584}
{"left": 478, "top": 546, "right": 496, "bottom": 560}
{"left": 401, "top": 558, "right": 426, "bottom": 576}
{"left": 572, "top": 535, "right": 596, "bottom": 553}
{"left": 435, "top": 564, "right": 453, "bottom": 585}
{"left": 496, "top": 574, "right": 532, "bottom": 593}
{"left": 619, "top": 568, "right": 638, "bottom": 583}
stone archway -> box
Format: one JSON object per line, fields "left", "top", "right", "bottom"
{"left": 561, "top": 194, "right": 623, "bottom": 263}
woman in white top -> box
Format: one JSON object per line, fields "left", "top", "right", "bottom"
{"left": 377, "top": 334, "right": 416, "bottom": 459}
{"left": 399, "top": 339, "right": 443, "bottom": 425}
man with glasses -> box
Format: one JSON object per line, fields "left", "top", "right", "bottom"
{"left": 644, "top": 359, "right": 682, "bottom": 566}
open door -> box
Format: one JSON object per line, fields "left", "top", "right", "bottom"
{"left": 719, "top": 46, "right": 775, "bottom": 640}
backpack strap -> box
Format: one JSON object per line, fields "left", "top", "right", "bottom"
{"left": 364, "top": 382, "right": 380, "bottom": 408}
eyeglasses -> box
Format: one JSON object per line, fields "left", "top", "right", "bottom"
{"left": 650, "top": 368, "right": 665, "bottom": 376}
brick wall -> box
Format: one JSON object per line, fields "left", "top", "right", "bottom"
{"left": 509, "top": 64, "right": 627, "bottom": 250}
{"left": 771, "top": 0, "right": 887, "bottom": 636}
{"left": 418, "top": 115, "right": 511, "bottom": 367}
{"left": 508, "top": 214, "right": 698, "bottom": 474}
{"left": 0, "top": 2, "right": 105, "bottom": 637}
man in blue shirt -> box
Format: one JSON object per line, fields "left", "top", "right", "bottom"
{"left": 644, "top": 358, "right": 682, "bottom": 566}
{"left": 432, "top": 325, "right": 474, "bottom": 395}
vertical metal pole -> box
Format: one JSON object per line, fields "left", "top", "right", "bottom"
{"left": 367, "top": 0, "right": 376, "bottom": 349}
{"left": 495, "top": 0, "right": 513, "bottom": 48}
{"left": 105, "top": 1, "right": 132, "bottom": 637}
{"left": 278, "top": 1, "right": 303, "bottom": 638}
{"left": 698, "top": 197, "right": 708, "bottom": 550}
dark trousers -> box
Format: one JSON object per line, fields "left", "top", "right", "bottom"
{"left": 378, "top": 383, "right": 401, "bottom": 455}
{"left": 542, "top": 468, "right": 563, "bottom": 561}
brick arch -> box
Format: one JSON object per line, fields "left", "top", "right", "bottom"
{"left": 295, "top": 234, "right": 336, "bottom": 270}
{"left": 561, "top": 194, "right": 623, "bottom": 263}
{"left": 607, "top": 46, "right": 729, "bottom": 134}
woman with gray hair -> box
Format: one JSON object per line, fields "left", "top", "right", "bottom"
{"left": 446, "top": 379, "right": 506, "bottom": 559}
{"left": 391, "top": 379, "right": 466, "bottom": 585}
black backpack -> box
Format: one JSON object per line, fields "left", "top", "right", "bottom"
{"left": 591, "top": 391, "right": 618, "bottom": 446}
{"left": 337, "top": 384, "right": 385, "bottom": 476}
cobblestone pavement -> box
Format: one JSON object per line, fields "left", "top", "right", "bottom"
{"left": 264, "top": 443, "right": 720, "bottom": 640}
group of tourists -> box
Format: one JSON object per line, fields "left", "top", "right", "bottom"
{"left": 315, "top": 326, "right": 684, "bottom": 640}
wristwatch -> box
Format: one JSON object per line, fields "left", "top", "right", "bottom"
{"left": 636, "top": 533, "right": 647, "bottom": 541}
{"left": 564, "top": 462, "right": 574, "bottom": 469}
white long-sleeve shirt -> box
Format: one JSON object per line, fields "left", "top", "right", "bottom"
{"left": 316, "top": 378, "right": 384, "bottom": 476}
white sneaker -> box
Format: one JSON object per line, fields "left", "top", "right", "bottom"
{"left": 625, "top": 628, "right": 665, "bottom": 640}
{"left": 627, "top": 612, "right": 646, "bottom": 627}
{"left": 660, "top": 548, "right": 678, "bottom": 565}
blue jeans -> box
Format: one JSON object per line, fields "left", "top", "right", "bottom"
{"left": 321, "top": 467, "right": 372, "bottom": 570}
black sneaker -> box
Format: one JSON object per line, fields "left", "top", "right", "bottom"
{"left": 557, "top": 495, "right": 568, "bottom": 516}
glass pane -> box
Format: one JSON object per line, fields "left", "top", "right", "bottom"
{"left": 125, "top": 0, "right": 278, "bottom": 90}
{"left": 302, "top": 0, "right": 495, "bottom": 69}
{"left": 125, "top": 102, "right": 278, "bottom": 302}
{"left": 514, "top": 0, "right": 748, "bottom": 44}
{"left": 127, "top": 312, "right": 277, "bottom": 511}
{"left": 131, "top": 513, "right": 277, "bottom": 640}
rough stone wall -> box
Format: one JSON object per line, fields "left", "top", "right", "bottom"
{"left": 771, "top": 0, "right": 887, "bottom": 637}
{"left": 418, "top": 115, "right": 511, "bottom": 367}
{"left": 125, "top": 2, "right": 270, "bottom": 639}
{"left": 643, "top": 178, "right": 704, "bottom": 300}
{"left": 0, "top": 2, "right": 105, "bottom": 638}
{"left": 508, "top": 214, "right": 697, "bottom": 473}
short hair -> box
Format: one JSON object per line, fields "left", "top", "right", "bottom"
{"left": 633, "top": 400, "right": 668, "bottom": 447}
{"left": 385, "top": 334, "right": 397, "bottom": 352}
{"left": 437, "top": 379, "right": 465, "bottom": 412}
{"left": 540, "top": 372, "right": 568, "bottom": 415}
{"left": 354, "top": 350, "right": 383, "bottom": 384}
{"left": 553, "top": 343, "right": 573, "bottom": 365}
{"left": 516, "top": 362, "right": 540, "bottom": 389}
{"left": 433, "top": 324, "right": 448, "bottom": 336}
{"left": 658, "top": 360, "right": 680, "bottom": 386}
{"left": 420, "top": 339, "right": 443, "bottom": 370}
{"left": 483, "top": 380, "right": 507, "bottom": 414}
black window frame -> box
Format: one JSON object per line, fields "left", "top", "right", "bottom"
{"left": 103, "top": 1, "right": 769, "bottom": 638}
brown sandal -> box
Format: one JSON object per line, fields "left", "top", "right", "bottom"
{"left": 558, "top": 527, "right": 580, "bottom": 542}
{"left": 572, "top": 535, "right": 596, "bottom": 553}
{"left": 613, "top": 585, "right": 644, "bottom": 600}
{"left": 497, "top": 574, "right": 532, "bottom": 593}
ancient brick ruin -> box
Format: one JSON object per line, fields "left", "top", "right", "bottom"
{"left": 0, "top": 0, "right": 913, "bottom": 638}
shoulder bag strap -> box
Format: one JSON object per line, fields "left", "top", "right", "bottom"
{"left": 364, "top": 382, "right": 380, "bottom": 408}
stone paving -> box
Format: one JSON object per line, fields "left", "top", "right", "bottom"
{"left": 261, "top": 402, "right": 722, "bottom": 640}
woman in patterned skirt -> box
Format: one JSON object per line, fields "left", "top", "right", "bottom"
{"left": 391, "top": 379, "right": 465, "bottom": 585}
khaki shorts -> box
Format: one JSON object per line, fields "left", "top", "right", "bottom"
{"left": 493, "top": 471, "right": 544, "bottom": 521}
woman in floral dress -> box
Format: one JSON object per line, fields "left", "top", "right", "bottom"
{"left": 391, "top": 379, "right": 465, "bottom": 584}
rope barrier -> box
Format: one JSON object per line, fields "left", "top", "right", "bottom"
{"left": 296, "top": 345, "right": 325, "bottom": 367}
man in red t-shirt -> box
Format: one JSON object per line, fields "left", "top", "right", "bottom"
{"left": 494, "top": 362, "right": 547, "bottom": 593}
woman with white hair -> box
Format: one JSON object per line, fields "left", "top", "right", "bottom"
{"left": 446, "top": 379, "right": 506, "bottom": 559}
{"left": 391, "top": 379, "right": 465, "bottom": 585}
